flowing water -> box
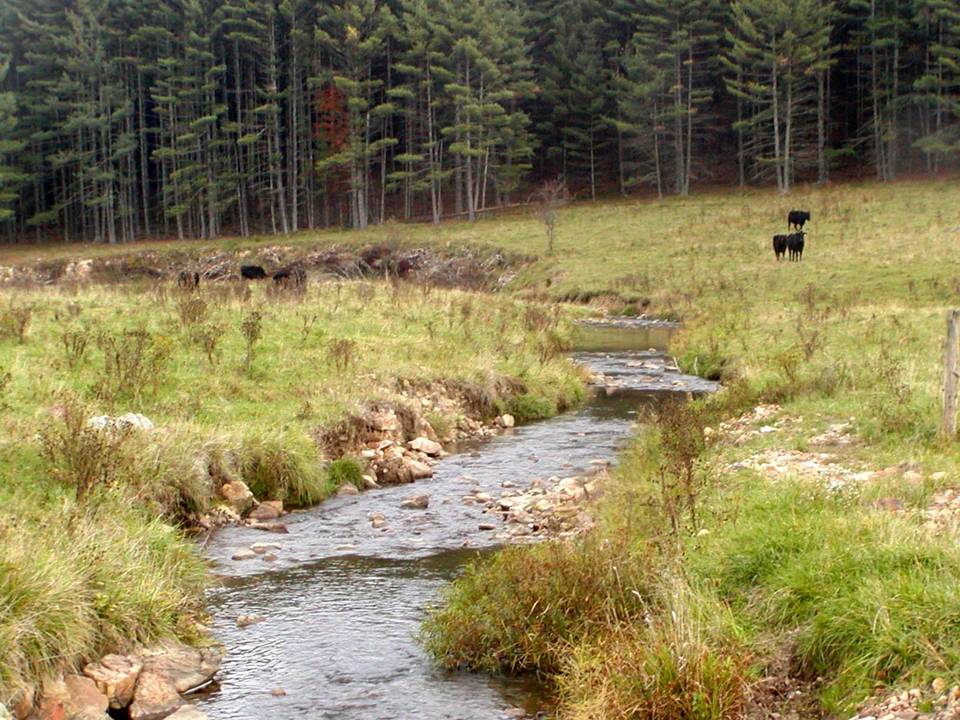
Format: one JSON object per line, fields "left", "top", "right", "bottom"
{"left": 196, "top": 319, "right": 717, "bottom": 720}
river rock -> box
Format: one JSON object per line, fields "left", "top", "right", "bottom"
{"left": 400, "top": 494, "right": 429, "bottom": 510}
{"left": 478, "top": 523, "right": 496, "bottom": 531}
{"left": 236, "top": 615, "right": 265, "bottom": 628}
{"left": 376, "top": 458, "right": 411, "bottom": 485}
{"left": 361, "top": 474, "right": 380, "bottom": 490}
{"left": 231, "top": 549, "right": 257, "bottom": 561}
{"left": 35, "top": 675, "right": 109, "bottom": 720}
{"left": 474, "top": 492, "right": 492, "bottom": 503}
{"left": 370, "top": 512, "right": 388, "bottom": 529}
{"left": 404, "top": 458, "right": 433, "bottom": 480}
{"left": 250, "top": 542, "right": 281, "bottom": 554}
{"left": 270, "top": 689, "right": 286, "bottom": 697}
{"left": 903, "top": 470, "right": 924, "bottom": 486}
{"left": 165, "top": 707, "right": 208, "bottom": 720}
{"left": 247, "top": 522, "right": 288, "bottom": 534}
{"left": 137, "top": 643, "right": 222, "bottom": 694}
{"left": 368, "top": 410, "right": 401, "bottom": 434}
{"left": 83, "top": 654, "right": 142, "bottom": 709}
{"left": 220, "top": 481, "right": 254, "bottom": 514}
{"left": 408, "top": 437, "right": 442, "bottom": 456}
{"left": 498, "top": 414, "right": 515, "bottom": 428}
{"left": 336, "top": 483, "right": 359, "bottom": 497}
{"left": 247, "top": 501, "right": 283, "bottom": 521}
{"left": 128, "top": 672, "right": 182, "bottom": 720}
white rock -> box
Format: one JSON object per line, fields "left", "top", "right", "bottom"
{"left": 400, "top": 494, "right": 430, "bottom": 510}
{"left": 408, "top": 437, "right": 443, "bottom": 456}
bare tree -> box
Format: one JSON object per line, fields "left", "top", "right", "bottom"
{"left": 530, "top": 178, "right": 570, "bottom": 256}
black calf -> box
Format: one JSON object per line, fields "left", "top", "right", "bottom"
{"left": 788, "top": 210, "right": 811, "bottom": 231}
{"left": 787, "top": 232, "right": 805, "bottom": 261}
{"left": 240, "top": 265, "right": 268, "bottom": 280}
{"left": 772, "top": 234, "right": 788, "bottom": 262}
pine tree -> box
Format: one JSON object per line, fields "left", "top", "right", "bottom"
{"left": 315, "top": 0, "right": 398, "bottom": 229}
{"left": 0, "top": 56, "right": 25, "bottom": 225}
{"left": 913, "top": 0, "right": 960, "bottom": 165}
{"left": 725, "top": 0, "right": 837, "bottom": 193}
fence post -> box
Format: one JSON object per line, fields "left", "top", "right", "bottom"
{"left": 943, "top": 310, "right": 960, "bottom": 438}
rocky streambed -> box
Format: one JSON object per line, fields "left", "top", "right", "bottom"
{"left": 194, "top": 319, "right": 716, "bottom": 720}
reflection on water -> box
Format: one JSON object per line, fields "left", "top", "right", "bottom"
{"left": 196, "top": 319, "right": 710, "bottom": 720}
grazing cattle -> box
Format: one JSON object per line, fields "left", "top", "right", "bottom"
{"left": 788, "top": 210, "right": 811, "bottom": 231}
{"left": 177, "top": 270, "right": 200, "bottom": 289}
{"left": 787, "top": 231, "right": 805, "bottom": 261}
{"left": 772, "top": 234, "right": 788, "bottom": 262}
{"left": 272, "top": 266, "right": 306, "bottom": 287}
{"left": 240, "top": 265, "right": 268, "bottom": 280}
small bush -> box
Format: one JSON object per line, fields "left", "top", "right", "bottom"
{"left": 0, "top": 304, "right": 32, "bottom": 343}
{"left": 176, "top": 296, "right": 208, "bottom": 327}
{"left": 38, "top": 398, "right": 133, "bottom": 501}
{"left": 326, "top": 457, "right": 364, "bottom": 491}
{"left": 238, "top": 432, "right": 327, "bottom": 506}
{"left": 95, "top": 328, "right": 173, "bottom": 402}
{"left": 422, "top": 536, "right": 651, "bottom": 675}
{"left": 558, "top": 580, "right": 748, "bottom": 720}
{"left": 504, "top": 393, "right": 555, "bottom": 423}
{"left": 327, "top": 338, "right": 357, "bottom": 372}
{"left": 0, "top": 500, "right": 206, "bottom": 699}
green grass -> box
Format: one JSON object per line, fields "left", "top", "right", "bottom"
{"left": 0, "top": 277, "right": 585, "bottom": 705}
{"left": 4, "top": 176, "right": 960, "bottom": 712}
{"left": 418, "top": 178, "right": 960, "bottom": 717}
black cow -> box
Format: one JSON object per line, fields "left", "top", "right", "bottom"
{"left": 787, "top": 231, "right": 805, "bottom": 261}
{"left": 772, "top": 234, "right": 788, "bottom": 262}
{"left": 272, "top": 266, "right": 306, "bottom": 286}
{"left": 177, "top": 270, "right": 200, "bottom": 289}
{"left": 788, "top": 210, "right": 811, "bottom": 231}
{"left": 240, "top": 265, "right": 268, "bottom": 280}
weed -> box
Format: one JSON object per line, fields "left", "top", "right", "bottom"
{"left": 60, "top": 326, "right": 90, "bottom": 368}
{"left": 0, "top": 304, "right": 32, "bottom": 343}
{"left": 95, "top": 328, "right": 173, "bottom": 402}
{"left": 328, "top": 338, "right": 357, "bottom": 372}
{"left": 240, "top": 311, "right": 262, "bottom": 373}
{"left": 38, "top": 397, "right": 132, "bottom": 500}
{"left": 176, "top": 296, "right": 208, "bottom": 327}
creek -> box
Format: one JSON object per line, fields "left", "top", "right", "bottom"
{"left": 196, "top": 319, "right": 716, "bottom": 719}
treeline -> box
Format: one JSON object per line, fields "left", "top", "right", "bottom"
{"left": 0, "top": 0, "right": 957, "bottom": 242}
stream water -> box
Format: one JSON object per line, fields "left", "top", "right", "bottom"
{"left": 196, "top": 320, "right": 717, "bottom": 720}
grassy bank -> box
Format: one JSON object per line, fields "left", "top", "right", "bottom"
{"left": 423, "top": 178, "right": 960, "bottom": 717}
{"left": 0, "top": 278, "right": 584, "bottom": 703}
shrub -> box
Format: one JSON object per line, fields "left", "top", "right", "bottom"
{"left": 326, "top": 457, "right": 364, "bottom": 491}
{"left": 557, "top": 580, "right": 748, "bottom": 720}
{"left": 0, "top": 500, "right": 206, "bottom": 700}
{"left": 0, "top": 304, "right": 32, "bottom": 343}
{"left": 504, "top": 393, "right": 554, "bottom": 423}
{"left": 422, "top": 536, "right": 651, "bottom": 675}
{"left": 238, "top": 432, "right": 327, "bottom": 506}
{"left": 38, "top": 398, "right": 133, "bottom": 501}
{"left": 95, "top": 328, "right": 173, "bottom": 402}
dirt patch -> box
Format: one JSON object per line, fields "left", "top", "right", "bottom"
{"left": 0, "top": 242, "right": 531, "bottom": 291}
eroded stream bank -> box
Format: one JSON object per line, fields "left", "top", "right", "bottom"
{"left": 196, "top": 320, "right": 716, "bottom": 720}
